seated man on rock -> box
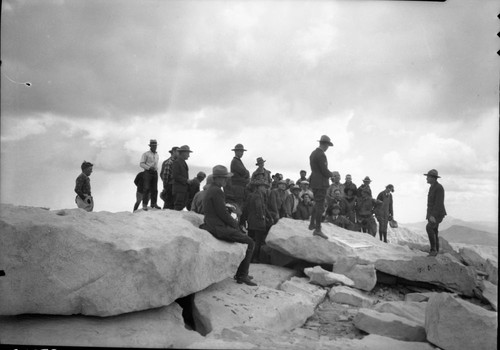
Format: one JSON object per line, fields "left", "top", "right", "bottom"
{"left": 201, "top": 165, "right": 257, "bottom": 286}
{"left": 325, "top": 204, "right": 355, "bottom": 231}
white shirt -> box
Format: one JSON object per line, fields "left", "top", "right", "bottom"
{"left": 140, "top": 150, "right": 159, "bottom": 171}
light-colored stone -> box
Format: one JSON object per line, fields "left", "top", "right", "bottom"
{"left": 336, "top": 334, "right": 437, "bottom": 350}
{"left": 333, "top": 257, "right": 377, "bottom": 291}
{"left": 459, "top": 246, "right": 489, "bottom": 271}
{"left": 193, "top": 278, "right": 315, "bottom": 335}
{"left": 425, "top": 293, "right": 497, "bottom": 350}
{"left": 354, "top": 308, "right": 427, "bottom": 342}
{"left": 279, "top": 277, "right": 327, "bottom": 306}
{"left": 328, "top": 285, "right": 374, "bottom": 308}
{"left": 373, "top": 301, "right": 427, "bottom": 326}
{"left": 0, "top": 204, "right": 246, "bottom": 316}
{"left": 405, "top": 292, "right": 443, "bottom": 302}
{"left": 266, "top": 219, "right": 427, "bottom": 265}
{"left": 479, "top": 280, "right": 498, "bottom": 311}
{"left": 249, "top": 263, "right": 299, "bottom": 290}
{"left": 0, "top": 303, "right": 204, "bottom": 348}
{"left": 485, "top": 258, "right": 498, "bottom": 285}
{"left": 304, "top": 265, "right": 355, "bottom": 287}
{"left": 375, "top": 254, "right": 479, "bottom": 297}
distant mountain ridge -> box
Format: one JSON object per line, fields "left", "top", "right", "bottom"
{"left": 439, "top": 225, "right": 498, "bottom": 247}
{"left": 402, "top": 217, "right": 498, "bottom": 247}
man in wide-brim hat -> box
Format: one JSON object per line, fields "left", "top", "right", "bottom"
{"left": 424, "top": 169, "right": 446, "bottom": 256}
{"left": 201, "top": 165, "right": 257, "bottom": 286}
{"left": 251, "top": 157, "right": 272, "bottom": 185}
{"left": 229, "top": 143, "right": 250, "bottom": 211}
{"left": 308, "top": 135, "right": 334, "bottom": 239}
{"left": 375, "top": 184, "right": 395, "bottom": 243}
{"left": 171, "top": 145, "right": 193, "bottom": 211}
{"left": 160, "top": 146, "right": 179, "bottom": 209}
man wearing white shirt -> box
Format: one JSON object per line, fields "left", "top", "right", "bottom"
{"left": 140, "top": 139, "right": 160, "bottom": 210}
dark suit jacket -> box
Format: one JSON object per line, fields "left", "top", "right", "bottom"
{"left": 230, "top": 157, "right": 250, "bottom": 187}
{"left": 427, "top": 182, "right": 447, "bottom": 222}
{"left": 172, "top": 158, "right": 189, "bottom": 193}
{"left": 203, "top": 184, "right": 238, "bottom": 232}
{"left": 309, "top": 148, "right": 333, "bottom": 189}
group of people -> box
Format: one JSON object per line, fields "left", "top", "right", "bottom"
{"left": 75, "top": 135, "right": 447, "bottom": 285}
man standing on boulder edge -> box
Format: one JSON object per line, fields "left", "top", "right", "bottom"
{"left": 201, "top": 165, "right": 257, "bottom": 286}
{"left": 424, "top": 169, "right": 447, "bottom": 257}
{"left": 308, "top": 135, "right": 334, "bottom": 239}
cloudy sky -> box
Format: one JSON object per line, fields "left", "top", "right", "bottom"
{"left": 1, "top": 0, "right": 498, "bottom": 224}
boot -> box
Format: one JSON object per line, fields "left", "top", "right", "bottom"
{"left": 313, "top": 229, "right": 328, "bottom": 239}
{"left": 236, "top": 275, "right": 257, "bottom": 286}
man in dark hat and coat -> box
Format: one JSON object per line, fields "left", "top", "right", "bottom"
{"left": 160, "top": 146, "right": 179, "bottom": 209}
{"left": 424, "top": 169, "right": 447, "bottom": 256}
{"left": 375, "top": 184, "right": 395, "bottom": 243}
{"left": 172, "top": 145, "right": 193, "bottom": 211}
{"left": 308, "top": 135, "right": 335, "bottom": 239}
{"left": 229, "top": 144, "right": 250, "bottom": 208}
{"left": 140, "top": 139, "right": 160, "bottom": 210}
{"left": 202, "top": 165, "right": 257, "bottom": 286}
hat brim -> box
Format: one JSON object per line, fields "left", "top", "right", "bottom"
{"left": 232, "top": 148, "right": 247, "bottom": 151}
{"left": 318, "top": 140, "right": 334, "bottom": 146}
{"left": 178, "top": 149, "right": 193, "bottom": 153}
{"left": 213, "top": 173, "right": 233, "bottom": 178}
{"left": 423, "top": 173, "right": 441, "bottom": 178}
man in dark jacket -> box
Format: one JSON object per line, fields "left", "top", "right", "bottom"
{"left": 186, "top": 171, "right": 206, "bottom": 211}
{"left": 308, "top": 135, "right": 334, "bottom": 239}
{"left": 172, "top": 145, "right": 192, "bottom": 211}
{"left": 229, "top": 143, "right": 250, "bottom": 208}
{"left": 424, "top": 169, "right": 447, "bottom": 256}
{"left": 202, "top": 165, "right": 256, "bottom": 286}
{"left": 375, "top": 184, "right": 394, "bottom": 243}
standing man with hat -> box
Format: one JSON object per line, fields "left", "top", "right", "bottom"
{"left": 375, "top": 184, "right": 395, "bottom": 243}
{"left": 186, "top": 171, "right": 207, "bottom": 211}
{"left": 202, "top": 165, "right": 257, "bottom": 286}
{"left": 424, "top": 169, "right": 447, "bottom": 256}
{"left": 358, "top": 176, "right": 373, "bottom": 198}
{"left": 140, "top": 139, "right": 161, "bottom": 210}
{"left": 160, "top": 146, "right": 179, "bottom": 209}
{"left": 230, "top": 143, "right": 250, "bottom": 209}
{"left": 172, "top": 145, "right": 193, "bottom": 211}
{"left": 251, "top": 157, "right": 272, "bottom": 185}
{"left": 308, "top": 135, "right": 335, "bottom": 239}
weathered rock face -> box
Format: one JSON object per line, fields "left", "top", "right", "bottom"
{"left": 354, "top": 308, "right": 427, "bottom": 342}
{"left": 425, "top": 293, "right": 498, "bottom": 350}
{"left": 332, "top": 257, "right": 377, "bottom": 291}
{"left": 0, "top": 303, "right": 204, "bottom": 348}
{"left": 375, "top": 254, "right": 479, "bottom": 297}
{"left": 304, "top": 266, "right": 355, "bottom": 287}
{"left": 249, "top": 264, "right": 299, "bottom": 290}
{"left": 479, "top": 280, "right": 498, "bottom": 311}
{"left": 267, "top": 218, "right": 480, "bottom": 296}
{"left": 266, "top": 219, "right": 426, "bottom": 265}
{"left": 0, "top": 204, "right": 246, "bottom": 316}
{"left": 328, "top": 286, "right": 374, "bottom": 308}
{"left": 193, "top": 278, "right": 315, "bottom": 335}
{"left": 279, "top": 277, "right": 327, "bottom": 306}
{"left": 373, "top": 301, "right": 427, "bottom": 326}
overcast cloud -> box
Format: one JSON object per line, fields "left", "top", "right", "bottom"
{"left": 1, "top": 0, "right": 498, "bottom": 224}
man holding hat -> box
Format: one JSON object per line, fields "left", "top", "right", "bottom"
{"left": 160, "top": 146, "right": 179, "bottom": 209}
{"left": 229, "top": 143, "right": 250, "bottom": 208}
{"left": 75, "top": 160, "right": 94, "bottom": 212}
{"left": 202, "top": 165, "right": 257, "bottom": 286}
{"left": 309, "top": 135, "right": 335, "bottom": 239}
{"left": 375, "top": 184, "right": 395, "bottom": 243}
{"left": 424, "top": 169, "right": 447, "bottom": 256}
{"left": 172, "top": 145, "right": 193, "bottom": 211}
{"left": 140, "top": 139, "right": 160, "bottom": 210}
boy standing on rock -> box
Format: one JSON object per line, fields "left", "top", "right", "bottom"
{"left": 75, "top": 161, "right": 94, "bottom": 212}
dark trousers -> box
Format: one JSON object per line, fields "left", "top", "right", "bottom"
{"left": 142, "top": 170, "right": 158, "bottom": 207}
{"left": 209, "top": 226, "right": 255, "bottom": 278}
{"left": 376, "top": 215, "right": 389, "bottom": 242}
{"left": 162, "top": 183, "right": 174, "bottom": 209}
{"left": 173, "top": 191, "right": 188, "bottom": 211}
{"left": 248, "top": 229, "right": 266, "bottom": 263}
{"left": 426, "top": 221, "right": 440, "bottom": 252}
{"left": 360, "top": 215, "right": 377, "bottom": 237}
{"left": 310, "top": 188, "right": 327, "bottom": 230}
